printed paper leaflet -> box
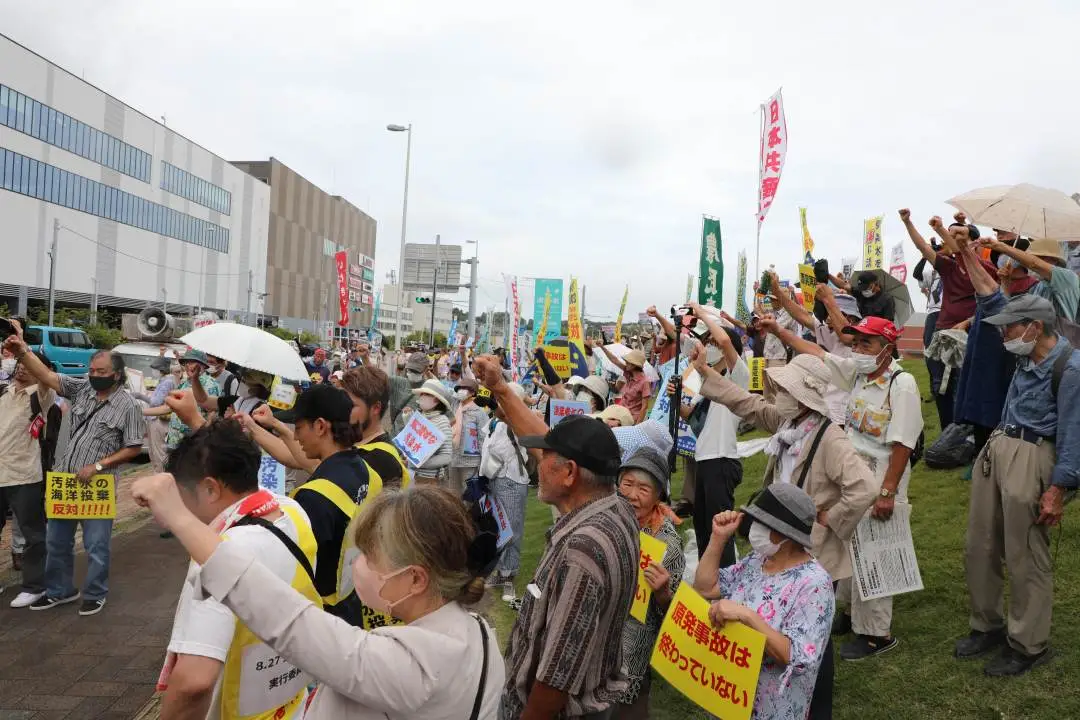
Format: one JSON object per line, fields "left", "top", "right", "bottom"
{"left": 850, "top": 502, "right": 924, "bottom": 602}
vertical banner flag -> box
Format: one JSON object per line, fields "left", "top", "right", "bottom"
{"left": 614, "top": 286, "right": 629, "bottom": 343}
{"left": 334, "top": 250, "right": 350, "bottom": 327}
{"left": 748, "top": 357, "right": 766, "bottom": 392}
{"left": 863, "top": 217, "right": 884, "bottom": 270}
{"left": 510, "top": 278, "right": 521, "bottom": 380}
{"left": 798, "top": 264, "right": 816, "bottom": 311}
{"left": 685, "top": 274, "right": 694, "bottom": 303}
{"left": 535, "top": 290, "right": 552, "bottom": 347}
{"left": 889, "top": 242, "right": 908, "bottom": 283}
{"left": 369, "top": 291, "right": 381, "bottom": 334}
{"left": 799, "top": 207, "right": 815, "bottom": 263}
{"left": 481, "top": 308, "right": 493, "bottom": 353}
{"left": 698, "top": 217, "right": 723, "bottom": 307}
{"left": 447, "top": 317, "right": 458, "bottom": 347}
{"left": 567, "top": 277, "right": 588, "bottom": 377}
{"left": 841, "top": 256, "right": 858, "bottom": 281}
{"left": 532, "top": 279, "right": 564, "bottom": 344}
{"left": 735, "top": 251, "right": 751, "bottom": 324}
{"left": 757, "top": 88, "right": 788, "bottom": 227}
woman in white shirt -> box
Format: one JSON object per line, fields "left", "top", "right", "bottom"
{"left": 132, "top": 477, "right": 506, "bottom": 719}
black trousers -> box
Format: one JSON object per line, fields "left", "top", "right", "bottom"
{"left": 808, "top": 582, "right": 838, "bottom": 719}
{"left": 0, "top": 482, "right": 47, "bottom": 593}
{"left": 693, "top": 458, "right": 742, "bottom": 564}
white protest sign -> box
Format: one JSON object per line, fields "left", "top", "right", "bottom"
{"left": 549, "top": 399, "right": 590, "bottom": 426}
{"left": 850, "top": 502, "right": 923, "bottom": 602}
{"left": 257, "top": 454, "right": 286, "bottom": 495}
{"left": 463, "top": 417, "right": 481, "bottom": 456}
{"left": 392, "top": 412, "right": 447, "bottom": 468}
{"left": 888, "top": 242, "right": 908, "bottom": 283}
{"left": 480, "top": 493, "right": 515, "bottom": 549}
{"left": 125, "top": 368, "right": 145, "bottom": 395}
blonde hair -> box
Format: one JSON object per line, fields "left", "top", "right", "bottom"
{"left": 351, "top": 485, "right": 485, "bottom": 604}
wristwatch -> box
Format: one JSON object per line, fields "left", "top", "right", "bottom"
{"left": 94, "top": 462, "right": 104, "bottom": 473}
{"left": 879, "top": 487, "right": 894, "bottom": 499}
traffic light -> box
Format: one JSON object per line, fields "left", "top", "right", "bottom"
{"left": 415, "top": 296, "right": 432, "bottom": 304}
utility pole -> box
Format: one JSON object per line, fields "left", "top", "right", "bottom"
{"left": 429, "top": 234, "right": 440, "bottom": 346}
{"left": 161, "top": 287, "right": 168, "bottom": 312}
{"left": 90, "top": 277, "right": 99, "bottom": 326}
{"left": 466, "top": 256, "right": 478, "bottom": 344}
{"left": 246, "top": 269, "right": 254, "bottom": 326}
{"left": 47, "top": 219, "right": 58, "bottom": 326}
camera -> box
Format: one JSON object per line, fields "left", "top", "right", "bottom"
{"left": 0, "top": 317, "right": 14, "bottom": 342}
{"left": 672, "top": 306, "right": 710, "bottom": 342}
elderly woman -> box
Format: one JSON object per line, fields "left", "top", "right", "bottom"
{"left": 409, "top": 379, "right": 454, "bottom": 484}
{"left": 614, "top": 447, "right": 685, "bottom": 719}
{"left": 694, "top": 484, "right": 834, "bottom": 720}
{"left": 686, "top": 338, "right": 874, "bottom": 716}
{"left": 132, "top": 474, "right": 505, "bottom": 719}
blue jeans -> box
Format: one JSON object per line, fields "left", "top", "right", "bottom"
{"left": 45, "top": 518, "right": 113, "bottom": 601}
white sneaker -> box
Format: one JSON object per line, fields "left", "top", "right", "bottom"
{"left": 10, "top": 591, "right": 45, "bottom": 609}
{"left": 502, "top": 581, "right": 516, "bottom": 603}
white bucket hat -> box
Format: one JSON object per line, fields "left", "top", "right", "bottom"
{"left": 765, "top": 354, "right": 830, "bottom": 417}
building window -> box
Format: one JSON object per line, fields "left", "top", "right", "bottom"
{"left": 159, "top": 160, "right": 231, "bottom": 215}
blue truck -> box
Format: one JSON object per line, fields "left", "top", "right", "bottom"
{"left": 23, "top": 325, "right": 98, "bottom": 376}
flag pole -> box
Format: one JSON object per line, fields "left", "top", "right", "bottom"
{"left": 754, "top": 102, "right": 765, "bottom": 280}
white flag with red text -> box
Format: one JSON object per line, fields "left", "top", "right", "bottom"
{"left": 757, "top": 89, "right": 788, "bottom": 227}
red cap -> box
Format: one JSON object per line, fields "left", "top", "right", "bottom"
{"left": 841, "top": 316, "right": 899, "bottom": 343}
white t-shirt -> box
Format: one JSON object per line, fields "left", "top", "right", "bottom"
{"left": 813, "top": 321, "right": 852, "bottom": 425}
{"left": 167, "top": 495, "right": 312, "bottom": 720}
{"left": 694, "top": 357, "right": 750, "bottom": 462}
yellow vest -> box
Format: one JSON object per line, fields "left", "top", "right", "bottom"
{"left": 355, "top": 439, "right": 412, "bottom": 490}
{"left": 218, "top": 504, "right": 321, "bottom": 720}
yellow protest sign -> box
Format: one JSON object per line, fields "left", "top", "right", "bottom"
{"left": 535, "top": 290, "right": 552, "bottom": 348}
{"left": 615, "top": 285, "right": 629, "bottom": 343}
{"left": 650, "top": 583, "right": 766, "bottom": 720}
{"left": 542, "top": 343, "right": 572, "bottom": 381}
{"left": 798, "top": 264, "right": 816, "bottom": 311}
{"left": 46, "top": 472, "right": 116, "bottom": 520}
{"left": 631, "top": 531, "right": 668, "bottom": 623}
{"left": 863, "top": 216, "right": 884, "bottom": 270}
{"left": 359, "top": 603, "right": 404, "bottom": 631}
{"left": 268, "top": 376, "right": 297, "bottom": 410}
{"left": 748, "top": 358, "right": 765, "bottom": 392}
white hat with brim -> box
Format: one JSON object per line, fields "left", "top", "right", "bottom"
{"left": 765, "top": 354, "right": 831, "bottom": 418}
{"left": 412, "top": 379, "right": 452, "bottom": 409}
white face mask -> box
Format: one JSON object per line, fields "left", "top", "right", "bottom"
{"left": 1, "top": 358, "right": 15, "bottom": 376}
{"left": 575, "top": 390, "right": 598, "bottom": 410}
{"left": 417, "top": 395, "right": 439, "bottom": 412}
{"left": 861, "top": 288, "right": 876, "bottom": 298}
{"left": 852, "top": 345, "right": 888, "bottom": 375}
{"left": 1003, "top": 324, "right": 1037, "bottom": 356}
{"left": 773, "top": 390, "right": 803, "bottom": 420}
{"left": 453, "top": 389, "right": 469, "bottom": 401}
{"left": 748, "top": 521, "right": 784, "bottom": 559}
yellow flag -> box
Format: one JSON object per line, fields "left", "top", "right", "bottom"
{"left": 863, "top": 216, "right": 884, "bottom": 269}
{"left": 748, "top": 357, "right": 765, "bottom": 392}
{"left": 798, "top": 264, "right": 816, "bottom": 311}
{"left": 614, "top": 285, "right": 629, "bottom": 344}
{"left": 800, "top": 207, "right": 814, "bottom": 259}
{"left": 535, "top": 290, "right": 552, "bottom": 348}
{"left": 567, "top": 277, "right": 588, "bottom": 377}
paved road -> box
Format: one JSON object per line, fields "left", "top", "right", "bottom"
{"left": 0, "top": 517, "right": 188, "bottom": 719}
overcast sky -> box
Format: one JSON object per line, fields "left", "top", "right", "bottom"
{"left": 5, "top": 0, "right": 1079, "bottom": 323}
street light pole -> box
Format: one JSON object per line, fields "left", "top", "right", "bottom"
{"left": 47, "top": 219, "right": 59, "bottom": 326}
{"left": 429, "top": 234, "right": 440, "bottom": 346}
{"left": 387, "top": 123, "right": 412, "bottom": 354}
{"left": 465, "top": 240, "right": 479, "bottom": 344}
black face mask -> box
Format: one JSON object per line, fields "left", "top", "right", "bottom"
{"left": 89, "top": 375, "right": 117, "bottom": 392}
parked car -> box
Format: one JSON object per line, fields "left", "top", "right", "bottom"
{"left": 24, "top": 325, "right": 97, "bottom": 376}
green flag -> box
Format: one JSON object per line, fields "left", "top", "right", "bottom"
{"left": 698, "top": 217, "right": 723, "bottom": 307}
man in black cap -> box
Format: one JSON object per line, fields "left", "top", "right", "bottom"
{"left": 472, "top": 355, "right": 638, "bottom": 720}
{"left": 274, "top": 385, "right": 374, "bottom": 627}
{"left": 853, "top": 271, "right": 896, "bottom": 322}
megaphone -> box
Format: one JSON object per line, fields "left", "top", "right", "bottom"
{"left": 137, "top": 307, "right": 175, "bottom": 339}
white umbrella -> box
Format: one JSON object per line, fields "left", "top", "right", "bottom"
{"left": 595, "top": 343, "right": 661, "bottom": 382}
{"left": 946, "top": 183, "right": 1080, "bottom": 240}
{"left": 178, "top": 323, "right": 309, "bottom": 382}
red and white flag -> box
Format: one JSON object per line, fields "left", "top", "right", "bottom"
{"left": 757, "top": 88, "right": 788, "bottom": 227}
{"left": 334, "top": 250, "right": 350, "bottom": 327}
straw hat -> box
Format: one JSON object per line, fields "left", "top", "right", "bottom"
{"left": 765, "top": 354, "right": 831, "bottom": 417}
{"left": 1028, "top": 238, "right": 1066, "bottom": 267}
{"left": 595, "top": 404, "right": 634, "bottom": 428}
{"left": 624, "top": 349, "right": 646, "bottom": 369}
{"left": 412, "top": 379, "right": 452, "bottom": 409}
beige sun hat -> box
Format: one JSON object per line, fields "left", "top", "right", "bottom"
{"left": 595, "top": 404, "right": 634, "bottom": 427}
{"left": 1028, "top": 238, "right": 1066, "bottom": 267}
{"left": 765, "top": 354, "right": 831, "bottom": 417}
{"left": 624, "top": 349, "right": 646, "bottom": 369}
{"left": 412, "top": 379, "right": 452, "bottom": 409}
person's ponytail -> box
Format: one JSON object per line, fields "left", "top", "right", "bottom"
{"left": 457, "top": 576, "right": 486, "bottom": 605}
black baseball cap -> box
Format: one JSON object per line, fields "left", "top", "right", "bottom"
{"left": 276, "top": 384, "right": 353, "bottom": 424}
{"left": 519, "top": 415, "right": 621, "bottom": 476}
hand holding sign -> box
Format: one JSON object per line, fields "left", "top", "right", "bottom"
{"left": 709, "top": 598, "right": 751, "bottom": 626}
{"left": 644, "top": 561, "right": 671, "bottom": 592}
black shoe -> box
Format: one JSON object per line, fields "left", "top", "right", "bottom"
{"left": 955, "top": 629, "right": 1006, "bottom": 659}
{"left": 673, "top": 500, "right": 694, "bottom": 519}
{"left": 29, "top": 591, "right": 80, "bottom": 611}
{"left": 78, "top": 598, "right": 107, "bottom": 616}
{"left": 840, "top": 634, "right": 899, "bottom": 661}
{"left": 983, "top": 646, "right": 1053, "bottom": 677}
{"left": 831, "top": 612, "right": 853, "bottom": 636}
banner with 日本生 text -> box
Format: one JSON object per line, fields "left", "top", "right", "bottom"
{"left": 392, "top": 412, "right": 447, "bottom": 468}
{"left": 631, "top": 531, "right": 668, "bottom": 623}
{"left": 46, "top": 472, "right": 116, "bottom": 519}
{"left": 650, "top": 583, "right": 765, "bottom": 720}
{"left": 863, "top": 216, "right": 884, "bottom": 270}
{"left": 748, "top": 358, "right": 765, "bottom": 392}
{"left": 798, "top": 264, "right": 816, "bottom": 311}
{"left": 757, "top": 88, "right": 788, "bottom": 227}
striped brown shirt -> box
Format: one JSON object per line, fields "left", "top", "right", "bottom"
{"left": 500, "top": 492, "right": 639, "bottom": 718}
{"left": 55, "top": 375, "right": 145, "bottom": 475}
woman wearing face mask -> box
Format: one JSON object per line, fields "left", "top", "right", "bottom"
{"left": 448, "top": 379, "right": 489, "bottom": 496}
{"left": 138, "top": 357, "right": 182, "bottom": 472}
{"left": 693, "top": 484, "right": 834, "bottom": 720}
{"left": 574, "top": 375, "right": 610, "bottom": 414}
{"left": 687, "top": 339, "right": 874, "bottom": 717}
{"left": 132, "top": 478, "right": 506, "bottom": 719}
{"left": 410, "top": 380, "right": 454, "bottom": 484}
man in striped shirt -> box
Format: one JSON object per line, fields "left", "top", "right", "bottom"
{"left": 2, "top": 337, "right": 144, "bottom": 616}
{"left": 474, "top": 356, "right": 639, "bottom": 720}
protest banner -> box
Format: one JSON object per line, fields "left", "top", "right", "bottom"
{"left": 447, "top": 317, "right": 458, "bottom": 347}
{"left": 462, "top": 416, "right": 481, "bottom": 456}
{"left": 648, "top": 359, "right": 697, "bottom": 457}
{"left": 735, "top": 251, "right": 750, "bottom": 325}
{"left": 631, "top": 531, "right": 668, "bottom": 623}
{"left": 480, "top": 493, "right": 515, "bottom": 549}
{"left": 686, "top": 274, "right": 694, "bottom": 303}
{"left": 850, "top": 502, "right": 923, "bottom": 602}
{"left": 535, "top": 289, "right": 552, "bottom": 347}
{"left": 757, "top": 88, "right": 788, "bottom": 229}
{"left": 549, "top": 399, "right": 590, "bottom": 426}
{"left": 533, "top": 278, "right": 563, "bottom": 344}
{"left": 748, "top": 357, "right": 765, "bottom": 392}
{"left": 360, "top": 604, "right": 404, "bottom": 631}
{"left": 863, "top": 216, "right": 884, "bottom": 270}
{"left": 124, "top": 368, "right": 145, "bottom": 395}
{"left": 566, "top": 277, "right": 589, "bottom": 377}
{"left": 615, "top": 285, "right": 629, "bottom": 343}
{"left": 798, "top": 264, "right": 816, "bottom": 311}
{"left": 504, "top": 274, "right": 521, "bottom": 380}
{"left": 799, "top": 207, "right": 815, "bottom": 263}
{"left": 268, "top": 376, "right": 297, "bottom": 410}
{"left": 45, "top": 472, "right": 115, "bottom": 519}
{"left": 541, "top": 342, "right": 572, "bottom": 380}
{"left": 841, "top": 256, "right": 857, "bottom": 280}
{"left": 651, "top": 583, "right": 765, "bottom": 720}
{"left": 889, "top": 241, "right": 908, "bottom": 283}
{"left": 392, "top": 412, "right": 447, "bottom": 468}
{"left": 699, "top": 217, "right": 723, "bottom": 308}
{"left": 257, "top": 454, "right": 286, "bottom": 495}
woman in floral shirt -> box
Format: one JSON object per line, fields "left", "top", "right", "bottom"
{"left": 694, "top": 484, "right": 833, "bottom": 720}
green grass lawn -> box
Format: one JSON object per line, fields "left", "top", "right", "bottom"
{"left": 485, "top": 361, "right": 1080, "bottom": 720}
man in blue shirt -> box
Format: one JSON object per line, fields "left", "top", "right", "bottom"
{"left": 954, "top": 253, "right": 1078, "bottom": 676}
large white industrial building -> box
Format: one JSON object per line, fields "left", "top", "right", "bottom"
{"left": 0, "top": 33, "right": 270, "bottom": 320}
